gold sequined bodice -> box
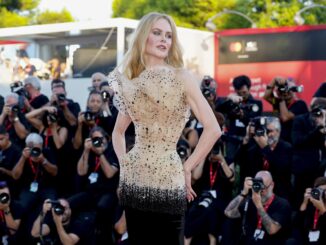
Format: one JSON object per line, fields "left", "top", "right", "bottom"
{"left": 109, "top": 66, "right": 190, "bottom": 214}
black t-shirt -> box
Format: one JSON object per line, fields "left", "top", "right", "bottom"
{"left": 81, "top": 141, "right": 119, "bottom": 193}
{"left": 280, "top": 99, "right": 308, "bottom": 143}
{"left": 20, "top": 148, "right": 57, "bottom": 189}
{"left": 0, "top": 143, "right": 22, "bottom": 195}
{"left": 294, "top": 203, "right": 326, "bottom": 244}
{"left": 43, "top": 211, "right": 95, "bottom": 245}
{"left": 0, "top": 201, "right": 23, "bottom": 237}
{"left": 30, "top": 94, "right": 49, "bottom": 110}
{"left": 239, "top": 195, "right": 291, "bottom": 245}
{"left": 313, "top": 83, "right": 326, "bottom": 98}
{"left": 194, "top": 158, "right": 234, "bottom": 202}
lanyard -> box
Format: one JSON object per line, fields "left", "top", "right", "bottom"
{"left": 257, "top": 194, "right": 275, "bottom": 229}
{"left": 0, "top": 211, "right": 4, "bottom": 222}
{"left": 45, "top": 128, "right": 52, "bottom": 148}
{"left": 262, "top": 158, "right": 269, "bottom": 170}
{"left": 88, "top": 118, "right": 100, "bottom": 130}
{"left": 209, "top": 161, "right": 219, "bottom": 189}
{"left": 29, "top": 158, "right": 40, "bottom": 181}
{"left": 286, "top": 99, "right": 297, "bottom": 109}
{"left": 313, "top": 208, "right": 319, "bottom": 230}
{"left": 93, "top": 157, "right": 101, "bottom": 172}
{"left": 5, "top": 121, "right": 12, "bottom": 131}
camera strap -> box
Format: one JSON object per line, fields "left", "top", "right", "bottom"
{"left": 5, "top": 120, "right": 12, "bottom": 132}
{"left": 209, "top": 161, "right": 219, "bottom": 189}
{"left": 0, "top": 211, "right": 4, "bottom": 222}
{"left": 256, "top": 194, "right": 275, "bottom": 229}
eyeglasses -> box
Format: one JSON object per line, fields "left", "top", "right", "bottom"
{"left": 92, "top": 79, "right": 102, "bottom": 82}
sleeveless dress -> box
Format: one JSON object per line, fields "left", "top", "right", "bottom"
{"left": 109, "top": 66, "right": 190, "bottom": 215}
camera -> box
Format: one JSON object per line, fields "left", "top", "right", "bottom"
{"left": 198, "top": 191, "right": 216, "bottom": 208}
{"left": 252, "top": 178, "right": 265, "bottom": 193}
{"left": 101, "top": 91, "right": 110, "bottom": 102}
{"left": 84, "top": 110, "right": 95, "bottom": 122}
{"left": 30, "top": 147, "right": 42, "bottom": 157}
{"left": 311, "top": 107, "right": 323, "bottom": 118}
{"left": 57, "top": 93, "right": 66, "bottom": 102}
{"left": 250, "top": 117, "right": 267, "bottom": 136}
{"left": 310, "top": 188, "right": 325, "bottom": 200}
{"left": 177, "top": 139, "right": 190, "bottom": 160}
{"left": 276, "top": 80, "right": 304, "bottom": 94}
{"left": 201, "top": 75, "right": 215, "bottom": 89}
{"left": 202, "top": 87, "right": 216, "bottom": 98}
{"left": 47, "top": 112, "right": 58, "bottom": 123}
{"left": 49, "top": 200, "right": 65, "bottom": 215}
{"left": 11, "top": 104, "right": 20, "bottom": 113}
{"left": 92, "top": 137, "right": 103, "bottom": 148}
{"left": 0, "top": 193, "right": 10, "bottom": 204}
{"left": 9, "top": 81, "right": 29, "bottom": 98}
{"left": 211, "top": 139, "right": 223, "bottom": 155}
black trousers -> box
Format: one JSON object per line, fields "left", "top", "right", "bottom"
{"left": 125, "top": 207, "right": 183, "bottom": 245}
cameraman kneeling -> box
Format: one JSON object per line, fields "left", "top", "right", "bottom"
{"left": 184, "top": 141, "right": 234, "bottom": 245}
{"left": 224, "top": 171, "right": 291, "bottom": 245}
{"left": 31, "top": 199, "right": 95, "bottom": 245}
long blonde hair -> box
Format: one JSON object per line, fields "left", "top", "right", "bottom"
{"left": 121, "top": 12, "right": 184, "bottom": 79}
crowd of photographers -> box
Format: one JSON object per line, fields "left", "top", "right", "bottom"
{"left": 181, "top": 75, "right": 326, "bottom": 245}
{"left": 0, "top": 72, "right": 326, "bottom": 245}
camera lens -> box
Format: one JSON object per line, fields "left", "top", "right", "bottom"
{"left": 0, "top": 193, "right": 10, "bottom": 204}
{"left": 92, "top": 137, "right": 103, "bottom": 148}
{"left": 30, "top": 147, "right": 42, "bottom": 157}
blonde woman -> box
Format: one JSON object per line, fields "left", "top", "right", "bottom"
{"left": 111, "top": 12, "right": 221, "bottom": 244}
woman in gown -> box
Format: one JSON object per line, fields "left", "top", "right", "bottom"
{"left": 110, "top": 12, "right": 221, "bottom": 245}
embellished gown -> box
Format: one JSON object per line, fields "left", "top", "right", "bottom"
{"left": 109, "top": 66, "right": 190, "bottom": 215}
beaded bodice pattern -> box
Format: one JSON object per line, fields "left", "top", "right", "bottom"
{"left": 109, "top": 66, "right": 190, "bottom": 214}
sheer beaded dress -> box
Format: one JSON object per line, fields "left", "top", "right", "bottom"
{"left": 109, "top": 66, "right": 190, "bottom": 215}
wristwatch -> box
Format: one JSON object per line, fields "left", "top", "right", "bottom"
{"left": 4, "top": 209, "right": 10, "bottom": 215}
{"left": 13, "top": 117, "right": 19, "bottom": 123}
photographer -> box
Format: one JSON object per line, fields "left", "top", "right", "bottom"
{"left": 25, "top": 106, "right": 68, "bottom": 150}
{"left": 263, "top": 76, "right": 308, "bottom": 143}
{"left": 0, "top": 93, "right": 30, "bottom": 148}
{"left": 89, "top": 72, "right": 106, "bottom": 92}
{"left": 50, "top": 79, "right": 80, "bottom": 129}
{"left": 201, "top": 75, "right": 217, "bottom": 110}
{"left": 185, "top": 138, "right": 234, "bottom": 245}
{"left": 0, "top": 126, "right": 22, "bottom": 198}
{"left": 23, "top": 76, "right": 49, "bottom": 112}
{"left": 72, "top": 91, "right": 112, "bottom": 150}
{"left": 236, "top": 117, "right": 292, "bottom": 200}
{"left": 31, "top": 198, "right": 95, "bottom": 245}
{"left": 291, "top": 99, "right": 326, "bottom": 208}
{"left": 0, "top": 181, "right": 23, "bottom": 244}
{"left": 11, "top": 133, "right": 57, "bottom": 213}
{"left": 288, "top": 176, "right": 326, "bottom": 244}
{"left": 224, "top": 171, "right": 291, "bottom": 245}
{"left": 71, "top": 126, "right": 119, "bottom": 244}
{"left": 217, "top": 75, "right": 262, "bottom": 162}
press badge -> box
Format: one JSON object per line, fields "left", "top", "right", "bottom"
{"left": 254, "top": 229, "right": 265, "bottom": 240}
{"left": 2, "top": 235, "right": 8, "bottom": 245}
{"left": 30, "top": 181, "right": 38, "bottom": 192}
{"left": 209, "top": 190, "right": 217, "bottom": 199}
{"left": 308, "top": 230, "right": 320, "bottom": 242}
{"left": 88, "top": 172, "right": 98, "bottom": 184}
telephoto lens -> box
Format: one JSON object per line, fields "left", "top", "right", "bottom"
{"left": 252, "top": 178, "right": 265, "bottom": 193}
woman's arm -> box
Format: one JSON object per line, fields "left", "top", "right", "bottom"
{"left": 51, "top": 125, "right": 68, "bottom": 149}
{"left": 112, "top": 113, "right": 132, "bottom": 162}
{"left": 182, "top": 70, "right": 222, "bottom": 200}
{"left": 25, "top": 107, "right": 46, "bottom": 132}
